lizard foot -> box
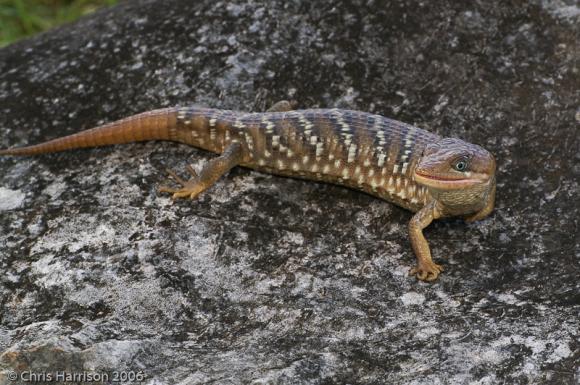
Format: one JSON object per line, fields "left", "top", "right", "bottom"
{"left": 158, "top": 165, "right": 205, "bottom": 200}
{"left": 158, "top": 142, "right": 244, "bottom": 201}
{"left": 409, "top": 261, "right": 444, "bottom": 282}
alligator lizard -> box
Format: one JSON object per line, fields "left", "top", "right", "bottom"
{"left": 0, "top": 101, "right": 496, "bottom": 281}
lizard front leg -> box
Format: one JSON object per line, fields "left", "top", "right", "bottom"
{"left": 408, "top": 200, "right": 444, "bottom": 282}
{"left": 159, "top": 142, "right": 243, "bottom": 200}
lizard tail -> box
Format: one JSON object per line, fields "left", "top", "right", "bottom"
{"left": 0, "top": 108, "right": 179, "bottom": 156}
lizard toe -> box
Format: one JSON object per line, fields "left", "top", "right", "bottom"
{"left": 409, "top": 261, "right": 443, "bottom": 282}
{"left": 166, "top": 168, "right": 188, "bottom": 186}
{"left": 158, "top": 185, "right": 177, "bottom": 194}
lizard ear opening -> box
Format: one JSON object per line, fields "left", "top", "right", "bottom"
{"left": 421, "top": 142, "right": 439, "bottom": 157}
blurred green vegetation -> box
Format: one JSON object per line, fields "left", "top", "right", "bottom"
{"left": 0, "top": 0, "right": 118, "bottom": 47}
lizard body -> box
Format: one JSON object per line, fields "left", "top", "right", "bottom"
{"left": 0, "top": 103, "right": 496, "bottom": 281}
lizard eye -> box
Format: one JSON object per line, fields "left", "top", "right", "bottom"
{"left": 453, "top": 159, "right": 469, "bottom": 172}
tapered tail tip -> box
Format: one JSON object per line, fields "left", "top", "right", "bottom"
{"left": 0, "top": 148, "right": 17, "bottom": 156}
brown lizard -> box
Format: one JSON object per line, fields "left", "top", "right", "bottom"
{"left": 0, "top": 101, "right": 496, "bottom": 281}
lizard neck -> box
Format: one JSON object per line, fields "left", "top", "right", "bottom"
{"left": 425, "top": 177, "right": 495, "bottom": 217}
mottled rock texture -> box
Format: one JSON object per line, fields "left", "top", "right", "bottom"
{"left": 0, "top": 0, "right": 578, "bottom": 384}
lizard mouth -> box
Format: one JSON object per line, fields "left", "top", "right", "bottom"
{"left": 414, "top": 171, "right": 482, "bottom": 189}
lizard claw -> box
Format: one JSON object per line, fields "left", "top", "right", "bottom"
{"left": 165, "top": 168, "right": 188, "bottom": 185}
{"left": 185, "top": 164, "right": 198, "bottom": 178}
{"left": 409, "top": 261, "right": 444, "bottom": 282}
{"left": 158, "top": 185, "right": 178, "bottom": 194}
{"left": 158, "top": 167, "right": 204, "bottom": 200}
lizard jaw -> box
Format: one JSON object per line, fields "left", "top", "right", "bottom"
{"left": 413, "top": 171, "right": 485, "bottom": 190}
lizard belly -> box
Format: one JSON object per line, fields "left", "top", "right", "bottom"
{"left": 244, "top": 161, "right": 429, "bottom": 212}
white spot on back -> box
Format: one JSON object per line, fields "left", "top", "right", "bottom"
{"left": 343, "top": 133, "right": 353, "bottom": 147}
{"left": 347, "top": 144, "right": 357, "bottom": 163}
{"left": 404, "top": 126, "right": 415, "bottom": 148}
{"left": 316, "top": 142, "right": 324, "bottom": 158}
{"left": 398, "top": 188, "right": 407, "bottom": 199}
{"left": 244, "top": 133, "right": 254, "bottom": 150}
{"left": 334, "top": 112, "right": 351, "bottom": 132}
{"left": 299, "top": 114, "right": 313, "bottom": 137}
{"left": 387, "top": 177, "right": 395, "bottom": 193}
{"left": 272, "top": 135, "right": 280, "bottom": 148}
{"left": 377, "top": 153, "right": 386, "bottom": 167}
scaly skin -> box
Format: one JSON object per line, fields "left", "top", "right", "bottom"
{"left": 0, "top": 102, "right": 496, "bottom": 281}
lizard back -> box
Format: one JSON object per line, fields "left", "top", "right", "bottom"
{"left": 174, "top": 108, "right": 440, "bottom": 212}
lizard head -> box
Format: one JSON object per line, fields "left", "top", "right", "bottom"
{"left": 413, "top": 138, "right": 496, "bottom": 212}
{"left": 414, "top": 138, "right": 495, "bottom": 190}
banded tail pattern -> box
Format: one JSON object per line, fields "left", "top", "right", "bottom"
{"left": 0, "top": 108, "right": 179, "bottom": 156}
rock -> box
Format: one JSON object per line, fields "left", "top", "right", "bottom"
{"left": 0, "top": 0, "right": 578, "bottom": 384}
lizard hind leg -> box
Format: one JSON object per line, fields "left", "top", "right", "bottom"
{"left": 266, "top": 100, "right": 297, "bottom": 112}
{"left": 158, "top": 142, "right": 244, "bottom": 200}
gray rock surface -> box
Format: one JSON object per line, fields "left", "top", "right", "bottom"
{"left": 0, "top": 0, "right": 578, "bottom": 384}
